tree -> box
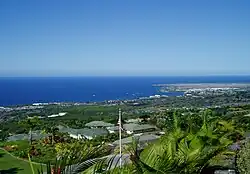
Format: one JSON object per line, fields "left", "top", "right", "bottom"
{"left": 0, "top": 131, "right": 8, "bottom": 141}
{"left": 131, "top": 113, "right": 235, "bottom": 174}
{"left": 32, "top": 141, "right": 111, "bottom": 174}
{"left": 19, "top": 116, "right": 41, "bottom": 145}
{"left": 43, "top": 126, "right": 59, "bottom": 145}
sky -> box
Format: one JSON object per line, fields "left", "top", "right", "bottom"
{"left": 0, "top": 0, "right": 250, "bottom": 76}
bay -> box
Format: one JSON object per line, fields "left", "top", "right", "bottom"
{"left": 0, "top": 76, "right": 250, "bottom": 106}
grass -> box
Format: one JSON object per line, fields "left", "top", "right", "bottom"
{"left": 1, "top": 140, "right": 57, "bottom": 165}
{"left": 0, "top": 149, "right": 43, "bottom": 174}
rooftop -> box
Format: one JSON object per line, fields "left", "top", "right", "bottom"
{"left": 112, "top": 134, "right": 160, "bottom": 145}
{"left": 7, "top": 130, "right": 49, "bottom": 142}
{"left": 107, "top": 126, "right": 119, "bottom": 131}
{"left": 125, "top": 118, "right": 140, "bottom": 123}
{"left": 123, "top": 124, "right": 156, "bottom": 132}
{"left": 85, "top": 121, "right": 114, "bottom": 127}
{"left": 59, "top": 127, "right": 108, "bottom": 137}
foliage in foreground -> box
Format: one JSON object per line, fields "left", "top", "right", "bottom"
{"left": 237, "top": 140, "right": 250, "bottom": 174}
{"left": 30, "top": 141, "right": 111, "bottom": 174}
{"left": 28, "top": 111, "right": 239, "bottom": 174}
{"left": 138, "top": 117, "right": 235, "bottom": 173}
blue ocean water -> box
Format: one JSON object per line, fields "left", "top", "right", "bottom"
{"left": 0, "top": 76, "right": 250, "bottom": 106}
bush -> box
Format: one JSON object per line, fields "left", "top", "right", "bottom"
{"left": 0, "top": 140, "right": 56, "bottom": 163}
{"left": 236, "top": 141, "right": 250, "bottom": 174}
{"left": 14, "top": 149, "right": 29, "bottom": 158}
{"left": 31, "top": 146, "right": 57, "bottom": 164}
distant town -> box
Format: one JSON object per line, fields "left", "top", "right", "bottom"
{"left": 154, "top": 83, "right": 250, "bottom": 96}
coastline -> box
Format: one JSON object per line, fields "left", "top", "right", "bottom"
{"left": 1, "top": 76, "right": 250, "bottom": 106}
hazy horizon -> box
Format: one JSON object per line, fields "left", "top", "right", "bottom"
{"left": 1, "top": 75, "right": 250, "bottom": 78}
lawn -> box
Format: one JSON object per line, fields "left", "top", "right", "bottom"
{"left": 0, "top": 140, "right": 57, "bottom": 164}
{"left": 0, "top": 149, "right": 42, "bottom": 174}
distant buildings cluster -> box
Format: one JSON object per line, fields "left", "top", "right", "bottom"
{"left": 0, "top": 105, "right": 44, "bottom": 112}
{"left": 56, "top": 119, "right": 160, "bottom": 147}
{"left": 184, "top": 87, "right": 241, "bottom": 96}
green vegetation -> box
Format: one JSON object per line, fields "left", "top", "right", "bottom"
{"left": 138, "top": 113, "right": 237, "bottom": 173}
{"left": 24, "top": 110, "right": 242, "bottom": 174}
{"left": 19, "top": 117, "right": 41, "bottom": 145}
{"left": 0, "top": 149, "right": 42, "bottom": 174}
{"left": 43, "top": 126, "right": 59, "bottom": 145}
{"left": 0, "top": 140, "right": 57, "bottom": 164}
{"left": 237, "top": 141, "right": 250, "bottom": 174}
{"left": 1, "top": 90, "right": 250, "bottom": 173}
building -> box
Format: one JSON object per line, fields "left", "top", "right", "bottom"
{"left": 107, "top": 126, "right": 119, "bottom": 134}
{"left": 85, "top": 121, "right": 114, "bottom": 128}
{"left": 58, "top": 127, "right": 108, "bottom": 140}
{"left": 125, "top": 118, "right": 141, "bottom": 124}
{"left": 47, "top": 112, "right": 67, "bottom": 118}
{"left": 123, "top": 123, "right": 156, "bottom": 135}
{"left": 7, "top": 130, "right": 49, "bottom": 142}
{"left": 112, "top": 134, "right": 160, "bottom": 146}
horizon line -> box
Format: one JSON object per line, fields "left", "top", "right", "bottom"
{"left": 1, "top": 75, "right": 250, "bottom": 78}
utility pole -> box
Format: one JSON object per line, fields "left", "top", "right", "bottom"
{"left": 118, "top": 108, "right": 122, "bottom": 168}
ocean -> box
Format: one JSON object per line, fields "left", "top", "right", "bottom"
{"left": 0, "top": 76, "right": 250, "bottom": 106}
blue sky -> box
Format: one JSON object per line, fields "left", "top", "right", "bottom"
{"left": 0, "top": 0, "right": 250, "bottom": 76}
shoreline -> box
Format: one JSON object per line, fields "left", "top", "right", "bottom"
{"left": 153, "top": 83, "right": 250, "bottom": 87}
{"left": 0, "top": 93, "right": 183, "bottom": 109}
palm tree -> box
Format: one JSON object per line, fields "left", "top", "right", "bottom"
{"left": 29, "top": 140, "right": 112, "bottom": 174}
{"left": 129, "top": 113, "right": 235, "bottom": 174}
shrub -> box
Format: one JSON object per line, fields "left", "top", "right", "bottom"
{"left": 236, "top": 141, "right": 250, "bottom": 174}
{"left": 14, "top": 149, "right": 29, "bottom": 158}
